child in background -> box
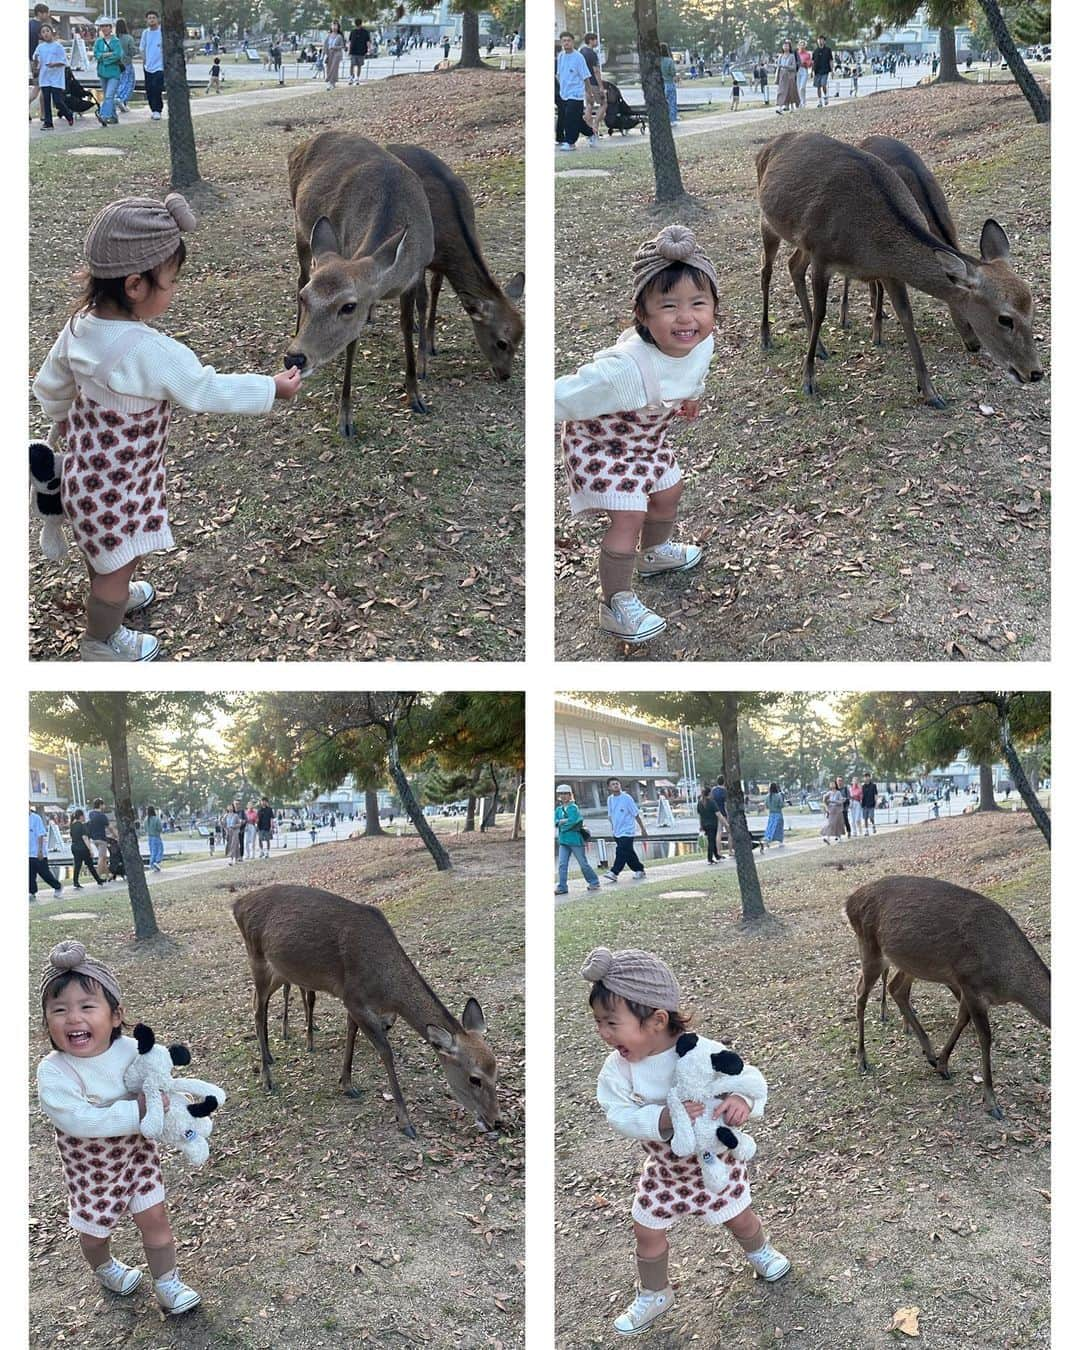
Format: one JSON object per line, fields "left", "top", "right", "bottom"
{"left": 32, "top": 193, "right": 301, "bottom": 661}
{"left": 208, "top": 57, "right": 222, "bottom": 93}
{"left": 37, "top": 941, "right": 204, "bottom": 1314}
{"left": 33, "top": 23, "right": 74, "bottom": 128}
{"left": 555, "top": 226, "right": 717, "bottom": 644}
{"left": 582, "top": 945, "right": 789, "bottom": 1335}
{"left": 730, "top": 76, "right": 741, "bottom": 109}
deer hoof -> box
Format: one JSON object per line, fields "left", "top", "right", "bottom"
{"left": 342, "top": 1085, "right": 362, "bottom": 1099}
{"left": 400, "top": 1122, "right": 418, "bottom": 1140}
{"left": 923, "top": 393, "right": 947, "bottom": 410}
{"left": 816, "top": 343, "right": 829, "bottom": 360}
{"left": 339, "top": 420, "right": 356, "bottom": 439}
{"left": 802, "top": 379, "right": 817, "bottom": 398}
{"left": 760, "top": 330, "right": 772, "bottom": 351}
{"left": 987, "top": 1103, "right": 1004, "bottom": 1121}
{"left": 409, "top": 395, "right": 430, "bottom": 415}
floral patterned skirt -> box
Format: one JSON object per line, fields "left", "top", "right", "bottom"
{"left": 55, "top": 1129, "right": 165, "bottom": 1237}
{"left": 632, "top": 1138, "right": 752, "bottom": 1230}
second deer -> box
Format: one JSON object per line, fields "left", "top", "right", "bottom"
{"left": 233, "top": 883, "right": 502, "bottom": 1137}
{"left": 846, "top": 874, "right": 1050, "bottom": 1118}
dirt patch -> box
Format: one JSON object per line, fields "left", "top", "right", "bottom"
{"left": 29, "top": 830, "right": 524, "bottom": 1348}
{"left": 555, "top": 83, "right": 1049, "bottom": 661}
{"left": 29, "top": 71, "right": 524, "bottom": 661}
{"left": 555, "top": 811, "right": 1050, "bottom": 1347}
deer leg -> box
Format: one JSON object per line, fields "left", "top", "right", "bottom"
{"left": 855, "top": 951, "right": 885, "bottom": 1071}
{"left": 934, "top": 995, "right": 972, "bottom": 1081}
{"left": 415, "top": 272, "right": 430, "bottom": 380}
{"left": 338, "top": 339, "right": 357, "bottom": 439}
{"left": 840, "top": 276, "right": 850, "bottom": 329}
{"left": 880, "top": 965, "right": 889, "bottom": 1023}
{"left": 427, "top": 271, "right": 444, "bottom": 356}
{"left": 881, "top": 279, "right": 945, "bottom": 408}
{"left": 966, "top": 999, "right": 1002, "bottom": 1119}
{"left": 352, "top": 1005, "right": 417, "bottom": 1138}
{"left": 802, "top": 263, "right": 831, "bottom": 397}
{"left": 789, "top": 249, "right": 828, "bottom": 359}
{"left": 340, "top": 1014, "right": 361, "bottom": 1097}
{"left": 888, "top": 970, "right": 917, "bottom": 1036}
{"left": 251, "top": 964, "right": 279, "bottom": 1090}
{"left": 400, "top": 289, "right": 429, "bottom": 415}
{"left": 281, "top": 981, "right": 291, "bottom": 1041}
{"left": 870, "top": 282, "right": 885, "bottom": 347}
{"left": 304, "top": 989, "right": 317, "bottom": 1052}
{"left": 760, "top": 221, "right": 781, "bottom": 350}
{"left": 887, "top": 969, "right": 940, "bottom": 1070}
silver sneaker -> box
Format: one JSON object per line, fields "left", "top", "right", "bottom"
{"left": 614, "top": 1285, "right": 675, "bottom": 1336}
{"left": 638, "top": 540, "right": 703, "bottom": 576}
{"left": 632, "top": 871, "right": 648, "bottom": 881}
{"left": 125, "top": 580, "right": 156, "bottom": 614}
{"left": 745, "top": 1241, "right": 791, "bottom": 1282}
{"left": 153, "top": 1269, "right": 201, "bottom": 1315}
{"left": 602, "top": 870, "right": 619, "bottom": 883}
{"left": 80, "top": 625, "right": 160, "bottom": 662}
{"left": 95, "top": 1257, "right": 142, "bottom": 1295}
{"left": 599, "top": 591, "right": 666, "bottom": 643}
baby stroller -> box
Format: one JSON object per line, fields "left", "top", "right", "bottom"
{"left": 603, "top": 80, "right": 647, "bottom": 136}
{"left": 106, "top": 836, "right": 126, "bottom": 880}
{"left": 64, "top": 67, "right": 98, "bottom": 118}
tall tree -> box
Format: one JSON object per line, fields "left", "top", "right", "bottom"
{"left": 427, "top": 692, "right": 525, "bottom": 834}
{"left": 636, "top": 0, "right": 689, "bottom": 206}
{"left": 163, "top": 1, "right": 201, "bottom": 188}
{"left": 975, "top": 0, "right": 1049, "bottom": 120}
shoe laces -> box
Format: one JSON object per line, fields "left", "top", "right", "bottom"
{"left": 613, "top": 592, "right": 649, "bottom": 622}
{"left": 625, "top": 1287, "right": 666, "bottom": 1321}
{"left": 646, "top": 540, "right": 684, "bottom": 561}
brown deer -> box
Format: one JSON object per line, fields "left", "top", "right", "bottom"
{"left": 757, "top": 131, "right": 1042, "bottom": 407}
{"left": 385, "top": 144, "right": 524, "bottom": 381}
{"left": 278, "top": 982, "right": 394, "bottom": 1052}
{"left": 846, "top": 875, "right": 1050, "bottom": 1118}
{"left": 233, "top": 884, "right": 501, "bottom": 1138}
{"left": 284, "top": 131, "right": 435, "bottom": 438}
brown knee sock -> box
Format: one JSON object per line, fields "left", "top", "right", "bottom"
{"left": 79, "top": 1234, "right": 111, "bottom": 1271}
{"left": 731, "top": 1216, "right": 766, "bottom": 1252}
{"left": 640, "top": 516, "right": 676, "bottom": 551}
{"left": 599, "top": 547, "right": 637, "bottom": 604}
{"left": 85, "top": 594, "right": 127, "bottom": 641}
{"left": 636, "top": 1245, "right": 670, "bottom": 1292}
{"left": 144, "top": 1241, "right": 177, "bottom": 1279}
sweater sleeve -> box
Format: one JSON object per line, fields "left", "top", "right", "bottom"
{"left": 554, "top": 352, "right": 647, "bottom": 422}
{"left": 597, "top": 1056, "right": 667, "bottom": 1142}
{"left": 36, "top": 1059, "right": 141, "bottom": 1139}
{"left": 109, "top": 331, "right": 277, "bottom": 415}
{"left": 725, "top": 1062, "right": 768, "bottom": 1120}
{"left": 31, "top": 329, "right": 77, "bottom": 423}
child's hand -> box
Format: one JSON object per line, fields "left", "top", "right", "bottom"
{"left": 713, "top": 1094, "right": 751, "bottom": 1127}
{"left": 678, "top": 399, "right": 700, "bottom": 421}
{"left": 274, "top": 366, "right": 302, "bottom": 401}
{"left": 681, "top": 1098, "right": 705, "bottom": 1121}
{"left": 137, "top": 1090, "right": 170, "bottom": 1117}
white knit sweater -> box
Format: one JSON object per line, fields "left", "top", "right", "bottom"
{"left": 597, "top": 1042, "right": 766, "bottom": 1144}
{"left": 32, "top": 314, "right": 277, "bottom": 421}
{"left": 554, "top": 329, "right": 713, "bottom": 423}
{"left": 37, "top": 1036, "right": 142, "bottom": 1139}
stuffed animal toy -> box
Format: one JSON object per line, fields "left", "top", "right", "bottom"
{"left": 122, "top": 1023, "right": 226, "bottom": 1167}
{"left": 667, "top": 1031, "right": 762, "bottom": 1193}
{"left": 29, "top": 438, "right": 69, "bottom": 560}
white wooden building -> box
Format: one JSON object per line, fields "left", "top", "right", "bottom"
{"left": 554, "top": 698, "right": 676, "bottom": 811}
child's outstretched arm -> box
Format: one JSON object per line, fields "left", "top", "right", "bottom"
{"left": 109, "top": 331, "right": 288, "bottom": 415}
{"left": 554, "top": 352, "right": 646, "bottom": 423}
{"left": 37, "top": 1059, "right": 142, "bottom": 1139}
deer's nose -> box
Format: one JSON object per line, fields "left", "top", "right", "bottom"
{"left": 1029, "top": 369, "right": 1043, "bottom": 383}
{"left": 283, "top": 353, "right": 306, "bottom": 371}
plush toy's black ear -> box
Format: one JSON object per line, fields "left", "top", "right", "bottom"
{"left": 29, "top": 441, "right": 63, "bottom": 511}
{"left": 675, "top": 1032, "right": 699, "bottom": 1056}
{"left": 169, "top": 1044, "right": 192, "bottom": 1067}
{"left": 133, "top": 1024, "right": 155, "bottom": 1054}
{"left": 187, "top": 1096, "right": 218, "bottom": 1118}
{"left": 711, "top": 1050, "right": 743, "bottom": 1075}
{"left": 716, "top": 1125, "right": 739, "bottom": 1150}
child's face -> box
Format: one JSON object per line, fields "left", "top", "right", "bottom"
{"left": 44, "top": 983, "right": 122, "bottom": 1057}
{"left": 127, "top": 255, "right": 181, "bottom": 322}
{"left": 638, "top": 274, "right": 715, "bottom": 359}
{"left": 593, "top": 996, "right": 673, "bottom": 1062}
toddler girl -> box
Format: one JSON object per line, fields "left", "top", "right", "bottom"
{"left": 582, "top": 945, "right": 789, "bottom": 1336}
{"left": 32, "top": 192, "right": 301, "bottom": 661}
{"left": 37, "top": 940, "right": 209, "bottom": 1314}
{"left": 555, "top": 225, "right": 717, "bottom": 644}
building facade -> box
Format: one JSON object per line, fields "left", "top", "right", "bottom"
{"left": 871, "top": 5, "right": 974, "bottom": 56}
{"left": 554, "top": 698, "right": 676, "bottom": 811}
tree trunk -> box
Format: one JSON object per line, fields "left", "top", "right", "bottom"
{"left": 386, "top": 735, "right": 452, "bottom": 870}
{"left": 363, "top": 788, "right": 386, "bottom": 837}
{"left": 107, "top": 720, "right": 160, "bottom": 940}
{"left": 635, "top": 0, "right": 688, "bottom": 205}
{"left": 718, "top": 696, "right": 766, "bottom": 921}
{"left": 997, "top": 703, "right": 1051, "bottom": 846}
{"left": 977, "top": 761, "right": 1001, "bottom": 812}
{"left": 511, "top": 778, "right": 524, "bottom": 841}
{"left": 463, "top": 793, "right": 477, "bottom": 833}
{"left": 975, "top": 0, "right": 1049, "bottom": 122}
{"left": 936, "top": 25, "right": 962, "bottom": 82}
{"left": 481, "top": 763, "right": 499, "bottom": 831}
{"left": 163, "top": 1, "right": 201, "bottom": 188}
{"left": 457, "top": 8, "right": 483, "bottom": 70}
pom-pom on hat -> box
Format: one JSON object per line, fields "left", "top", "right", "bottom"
{"left": 40, "top": 940, "right": 123, "bottom": 1010}
{"left": 84, "top": 193, "right": 197, "bottom": 279}
{"left": 631, "top": 224, "right": 719, "bottom": 303}
{"left": 581, "top": 946, "right": 681, "bottom": 1011}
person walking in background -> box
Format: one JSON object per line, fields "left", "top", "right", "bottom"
{"left": 696, "top": 786, "right": 721, "bottom": 863}
{"left": 348, "top": 18, "right": 370, "bottom": 84}
{"left": 145, "top": 807, "right": 163, "bottom": 872}
{"left": 775, "top": 40, "right": 799, "bottom": 113}
{"left": 580, "top": 32, "right": 604, "bottom": 146}
{"left": 139, "top": 10, "right": 165, "bottom": 122}
{"left": 763, "top": 783, "right": 785, "bottom": 848}
{"left": 660, "top": 44, "right": 679, "bottom": 123}
{"left": 840, "top": 776, "right": 852, "bottom": 837}
{"left": 69, "top": 810, "right": 106, "bottom": 889}
{"left": 555, "top": 785, "right": 600, "bottom": 895}
{"left": 710, "top": 778, "right": 729, "bottom": 857}
{"left": 225, "top": 803, "right": 243, "bottom": 865}
{"left": 795, "top": 41, "right": 810, "bottom": 106}
{"left": 755, "top": 56, "right": 769, "bottom": 104}
{"left": 604, "top": 778, "right": 649, "bottom": 882}
{"left": 849, "top": 777, "right": 863, "bottom": 835}
{"left": 256, "top": 797, "right": 274, "bottom": 859}
{"left": 86, "top": 799, "right": 110, "bottom": 874}
{"left": 655, "top": 791, "right": 675, "bottom": 829}
{"left": 243, "top": 803, "right": 258, "bottom": 861}
{"left": 821, "top": 778, "right": 845, "bottom": 844}
{"left": 33, "top": 23, "right": 74, "bottom": 128}
{"left": 114, "top": 18, "right": 136, "bottom": 112}
{"left": 812, "top": 34, "right": 834, "bottom": 106}
{"left": 323, "top": 20, "right": 345, "bottom": 88}
{"left": 71, "top": 26, "right": 89, "bottom": 72}
{"left": 93, "top": 18, "right": 123, "bottom": 126}
{"left": 556, "top": 32, "right": 590, "bottom": 150}
{"left": 30, "top": 805, "right": 64, "bottom": 902}
{"left": 30, "top": 3, "right": 49, "bottom": 117}
{"left": 207, "top": 56, "right": 222, "bottom": 94}
{"left": 860, "top": 773, "right": 878, "bottom": 835}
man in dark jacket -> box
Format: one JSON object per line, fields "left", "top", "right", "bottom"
{"left": 348, "top": 20, "right": 370, "bottom": 84}
{"left": 710, "top": 777, "right": 729, "bottom": 852}
{"left": 811, "top": 34, "right": 833, "bottom": 106}
{"left": 87, "top": 798, "right": 110, "bottom": 871}
{"left": 860, "top": 774, "right": 878, "bottom": 835}
{"left": 256, "top": 796, "right": 274, "bottom": 858}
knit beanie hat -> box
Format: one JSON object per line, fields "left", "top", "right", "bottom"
{"left": 40, "top": 940, "right": 123, "bottom": 1010}
{"left": 631, "top": 224, "right": 719, "bottom": 304}
{"left": 581, "top": 946, "right": 681, "bottom": 1011}
{"left": 84, "top": 193, "right": 197, "bottom": 279}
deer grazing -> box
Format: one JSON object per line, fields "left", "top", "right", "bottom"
{"left": 284, "top": 131, "right": 435, "bottom": 438}
{"left": 386, "top": 144, "right": 524, "bottom": 381}
{"left": 757, "top": 130, "right": 1042, "bottom": 407}
{"left": 233, "top": 884, "right": 501, "bottom": 1138}
{"left": 846, "top": 875, "right": 1050, "bottom": 1118}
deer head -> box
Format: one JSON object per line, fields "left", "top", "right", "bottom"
{"left": 464, "top": 273, "right": 525, "bottom": 381}
{"left": 284, "top": 218, "right": 412, "bottom": 376}
{"left": 935, "top": 221, "right": 1042, "bottom": 384}
{"left": 426, "top": 998, "right": 502, "bottom": 1132}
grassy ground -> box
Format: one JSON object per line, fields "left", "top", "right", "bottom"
{"left": 555, "top": 810, "right": 1050, "bottom": 1348}
{"left": 29, "top": 70, "right": 524, "bottom": 661}
{"left": 555, "top": 81, "right": 1050, "bottom": 660}
{"left": 29, "top": 830, "right": 524, "bottom": 1348}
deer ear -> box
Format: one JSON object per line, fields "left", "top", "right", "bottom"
{"left": 979, "top": 219, "right": 1010, "bottom": 262}
{"left": 935, "top": 249, "right": 975, "bottom": 289}
{"left": 504, "top": 271, "right": 525, "bottom": 301}
{"left": 461, "top": 998, "right": 487, "bottom": 1034}
{"left": 371, "top": 227, "right": 409, "bottom": 273}
{"left": 426, "top": 1024, "right": 456, "bottom": 1053}
{"left": 310, "top": 216, "right": 341, "bottom": 261}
